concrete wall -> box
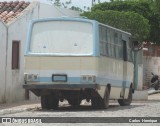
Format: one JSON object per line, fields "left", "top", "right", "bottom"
{"left": 1, "top": 2, "right": 80, "bottom": 102}
{"left": 137, "top": 50, "right": 143, "bottom": 90}
{"left": 138, "top": 64, "right": 143, "bottom": 90}
{"left": 0, "top": 21, "right": 7, "bottom": 103}
{"left": 143, "top": 56, "right": 160, "bottom": 87}
{"left": 4, "top": 2, "right": 39, "bottom": 102}
{"left": 39, "top": 4, "right": 80, "bottom": 18}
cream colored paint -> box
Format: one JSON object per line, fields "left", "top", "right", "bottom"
{"left": 109, "top": 87, "right": 121, "bottom": 99}
{"left": 124, "top": 88, "right": 129, "bottom": 99}
{"left": 25, "top": 55, "right": 133, "bottom": 100}
{"left": 25, "top": 56, "right": 98, "bottom": 71}
{"left": 25, "top": 56, "right": 133, "bottom": 83}
{"left": 97, "top": 86, "right": 122, "bottom": 99}
{"left": 25, "top": 70, "right": 98, "bottom": 77}
{"left": 97, "top": 57, "right": 124, "bottom": 80}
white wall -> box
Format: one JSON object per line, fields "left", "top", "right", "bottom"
{"left": 2, "top": 2, "right": 80, "bottom": 102}
{"left": 143, "top": 56, "right": 160, "bottom": 87}
{"left": 138, "top": 64, "right": 143, "bottom": 90}
{"left": 39, "top": 3, "right": 80, "bottom": 18}
{"left": 5, "top": 3, "right": 39, "bottom": 102}
{"left": 137, "top": 50, "right": 143, "bottom": 90}
{"left": 0, "top": 21, "right": 7, "bottom": 103}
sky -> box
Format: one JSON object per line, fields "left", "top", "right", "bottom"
{"left": 0, "top": 0, "right": 110, "bottom": 9}
{"left": 58, "top": 0, "right": 110, "bottom": 9}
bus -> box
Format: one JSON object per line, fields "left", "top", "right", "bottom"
{"left": 23, "top": 17, "right": 134, "bottom": 109}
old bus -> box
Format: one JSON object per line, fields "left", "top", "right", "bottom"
{"left": 23, "top": 17, "right": 134, "bottom": 109}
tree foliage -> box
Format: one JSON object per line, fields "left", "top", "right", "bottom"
{"left": 52, "top": 0, "right": 89, "bottom": 12}
{"left": 82, "top": 10, "right": 149, "bottom": 41}
{"left": 89, "top": 0, "right": 160, "bottom": 43}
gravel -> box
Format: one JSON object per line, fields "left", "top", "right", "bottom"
{"left": 0, "top": 93, "right": 160, "bottom": 126}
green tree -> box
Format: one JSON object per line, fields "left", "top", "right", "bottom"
{"left": 54, "top": 0, "right": 61, "bottom": 7}
{"left": 91, "top": 0, "right": 160, "bottom": 43}
{"left": 82, "top": 10, "right": 150, "bottom": 41}
{"left": 71, "top": 6, "right": 83, "bottom": 12}
{"left": 52, "top": 0, "right": 88, "bottom": 12}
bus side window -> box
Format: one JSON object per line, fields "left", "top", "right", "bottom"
{"left": 107, "top": 29, "right": 111, "bottom": 57}
{"left": 127, "top": 39, "right": 133, "bottom": 62}
{"left": 122, "top": 38, "right": 133, "bottom": 62}
{"left": 123, "top": 40, "right": 127, "bottom": 61}
{"left": 114, "top": 33, "right": 123, "bottom": 59}
{"left": 110, "top": 30, "right": 115, "bottom": 58}
{"left": 99, "top": 26, "right": 107, "bottom": 56}
{"left": 127, "top": 49, "right": 133, "bottom": 62}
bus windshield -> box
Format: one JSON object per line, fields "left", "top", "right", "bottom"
{"left": 29, "top": 21, "right": 94, "bottom": 55}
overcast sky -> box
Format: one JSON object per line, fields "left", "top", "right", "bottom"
{"left": 0, "top": 0, "right": 110, "bottom": 9}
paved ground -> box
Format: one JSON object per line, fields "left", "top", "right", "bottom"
{"left": 0, "top": 92, "right": 160, "bottom": 126}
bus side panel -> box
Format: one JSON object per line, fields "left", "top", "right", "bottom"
{"left": 96, "top": 56, "right": 124, "bottom": 99}
{"left": 124, "top": 62, "right": 134, "bottom": 99}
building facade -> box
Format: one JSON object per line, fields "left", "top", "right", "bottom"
{"left": 0, "top": 1, "right": 79, "bottom": 103}
{"left": 143, "top": 43, "right": 160, "bottom": 88}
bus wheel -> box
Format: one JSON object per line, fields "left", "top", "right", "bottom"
{"left": 41, "top": 95, "right": 59, "bottom": 110}
{"left": 91, "top": 97, "right": 99, "bottom": 109}
{"left": 68, "top": 99, "right": 81, "bottom": 107}
{"left": 91, "top": 87, "right": 109, "bottom": 109}
{"left": 118, "top": 87, "right": 132, "bottom": 106}
{"left": 41, "top": 95, "right": 49, "bottom": 109}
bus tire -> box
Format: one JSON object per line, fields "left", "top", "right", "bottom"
{"left": 118, "top": 87, "right": 132, "bottom": 106}
{"left": 91, "top": 87, "right": 109, "bottom": 109}
{"left": 41, "top": 95, "right": 49, "bottom": 109}
{"left": 154, "top": 84, "right": 159, "bottom": 90}
{"left": 91, "top": 97, "right": 99, "bottom": 109}
{"left": 101, "top": 87, "right": 110, "bottom": 109}
{"left": 41, "top": 95, "right": 59, "bottom": 110}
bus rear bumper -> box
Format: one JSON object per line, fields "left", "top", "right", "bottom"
{"left": 23, "top": 84, "right": 100, "bottom": 90}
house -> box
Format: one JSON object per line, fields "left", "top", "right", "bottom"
{"left": 0, "top": 0, "right": 79, "bottom": 103}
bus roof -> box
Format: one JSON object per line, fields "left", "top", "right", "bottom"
{"left": 31, "top": 17, "right": 131, "bottom": 36}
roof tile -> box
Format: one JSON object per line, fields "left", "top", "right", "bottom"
{"left": 0, "top": 1, "right": 30, "bottom": 24}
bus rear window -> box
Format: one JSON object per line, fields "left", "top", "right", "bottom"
{"left": 29, "top": 21, "right": 93, "bottom": 55}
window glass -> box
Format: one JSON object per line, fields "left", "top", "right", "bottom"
{"left": 119, "top": 46, "right": 123, "bottom": 59}
{"left": 100, "top": 42, "right": 103, "bottom": 55}
{"left": 99, "top": 25, "right": 131, "bottom": 61}
{"left": 111, "top": 44, "right": 115, "bottom": 57}
{"left": 99, "top": 26, "right": 108, "bottom": 56}
{"left": 115, "top": 46, "right": 119, "bottom": 58}
{"left": 127, "top": 48, "right": 133, "bottom": 62}
{"left": 107, "top": 43, "right": 111, "bottom": 56}
{"left": 114, "top": 33, "right": 118, "bottom": 44}
{"left": 118, "top": 34, "right": 122, "bottom": 46}
{"left": 102, "top": 27, "right": 106, "bottom": 41}
{"left": 107, "top": 30, "right": 111, "bottom": 43}
{"left": 99, "top": 27, "right": 102, "bottom": 41}
{"left": 127, "top": 37, "right": 133, "bottom": 62}
{"left": 110, "top": 31, "right": 114, "bottom": 44}
{"left": 30, "top": 21, "right": 93, "bottom": 55}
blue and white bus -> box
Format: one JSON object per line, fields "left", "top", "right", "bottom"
{"left": 23, "top": 17, "right": 134, "bottom": 109}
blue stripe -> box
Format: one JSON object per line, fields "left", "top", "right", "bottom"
{"left": 30, "top": 77, "right": 131, "bottom": 88}
{"left": 96, "top": 77, "right": 131, "bottom": 88}
{"left": 25, "top": 17, "right": 99, "bottom": 56}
